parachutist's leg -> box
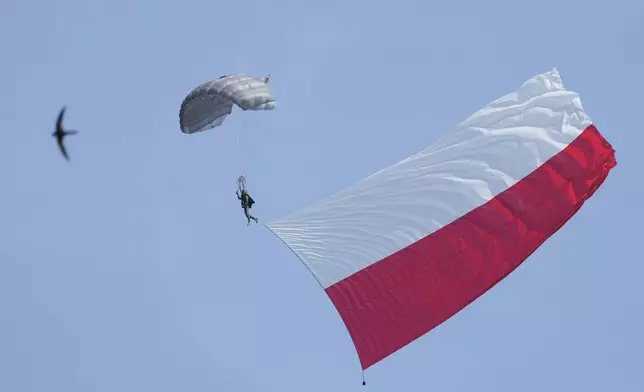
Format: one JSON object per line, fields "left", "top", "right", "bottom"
{"left": 244, "top": 206, "right": 258, "bottom": 224}
{"left": 244, "top": 207, "right": 252, "bottom": 225}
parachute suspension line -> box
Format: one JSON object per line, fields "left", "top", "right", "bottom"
{"left": 235, "top": 128, "right": 248, "bottom": 194}
{"left": 236, "top": 127, "right": 241, "bottom": 174}
{"left": 235, "top": 126, "right": 244, "bottom": 183}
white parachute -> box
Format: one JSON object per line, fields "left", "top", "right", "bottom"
{"left": 178, "top": 73, "right": 275, "bottom": 191}
{"left": 179, "top": 73, "right": 275, "bottom": 134}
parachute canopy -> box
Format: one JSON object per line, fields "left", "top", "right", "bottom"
{"left": 179, "top": 73, "right": 275, "bottom": 134}
{"left": 266, "top": 69, "right": 616, "bottom": 371}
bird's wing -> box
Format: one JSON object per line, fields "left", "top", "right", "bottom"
{"left": 56, "top": 106, "right": 66, "bottom": 132}
{"left": 57, "top": 139, "right": 69, "bottom": 161}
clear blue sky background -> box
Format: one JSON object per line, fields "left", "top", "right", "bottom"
{"left": 1, "top": 0, "right": 642, "bottom": 391}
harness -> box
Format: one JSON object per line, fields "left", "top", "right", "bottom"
{"left": 241, "top": 191, "right": 255, "bottom": 208}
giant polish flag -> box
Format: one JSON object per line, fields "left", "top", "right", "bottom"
{"left": 266, "top": 69, "right": 617, "bottom": 370}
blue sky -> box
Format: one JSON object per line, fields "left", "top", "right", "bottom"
{"left": 1, "top": 0, "right": 642, "bottom": 390}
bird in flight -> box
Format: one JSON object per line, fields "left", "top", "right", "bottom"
{"left": 53, "top": 106, "right": 78, "bottom": 161}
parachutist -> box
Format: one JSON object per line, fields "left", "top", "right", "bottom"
{"left": 53, "top": 106, "right": 78, "bottom": 161}
{"left": 237, "top": 189, "right": 259, "bottom": 225}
